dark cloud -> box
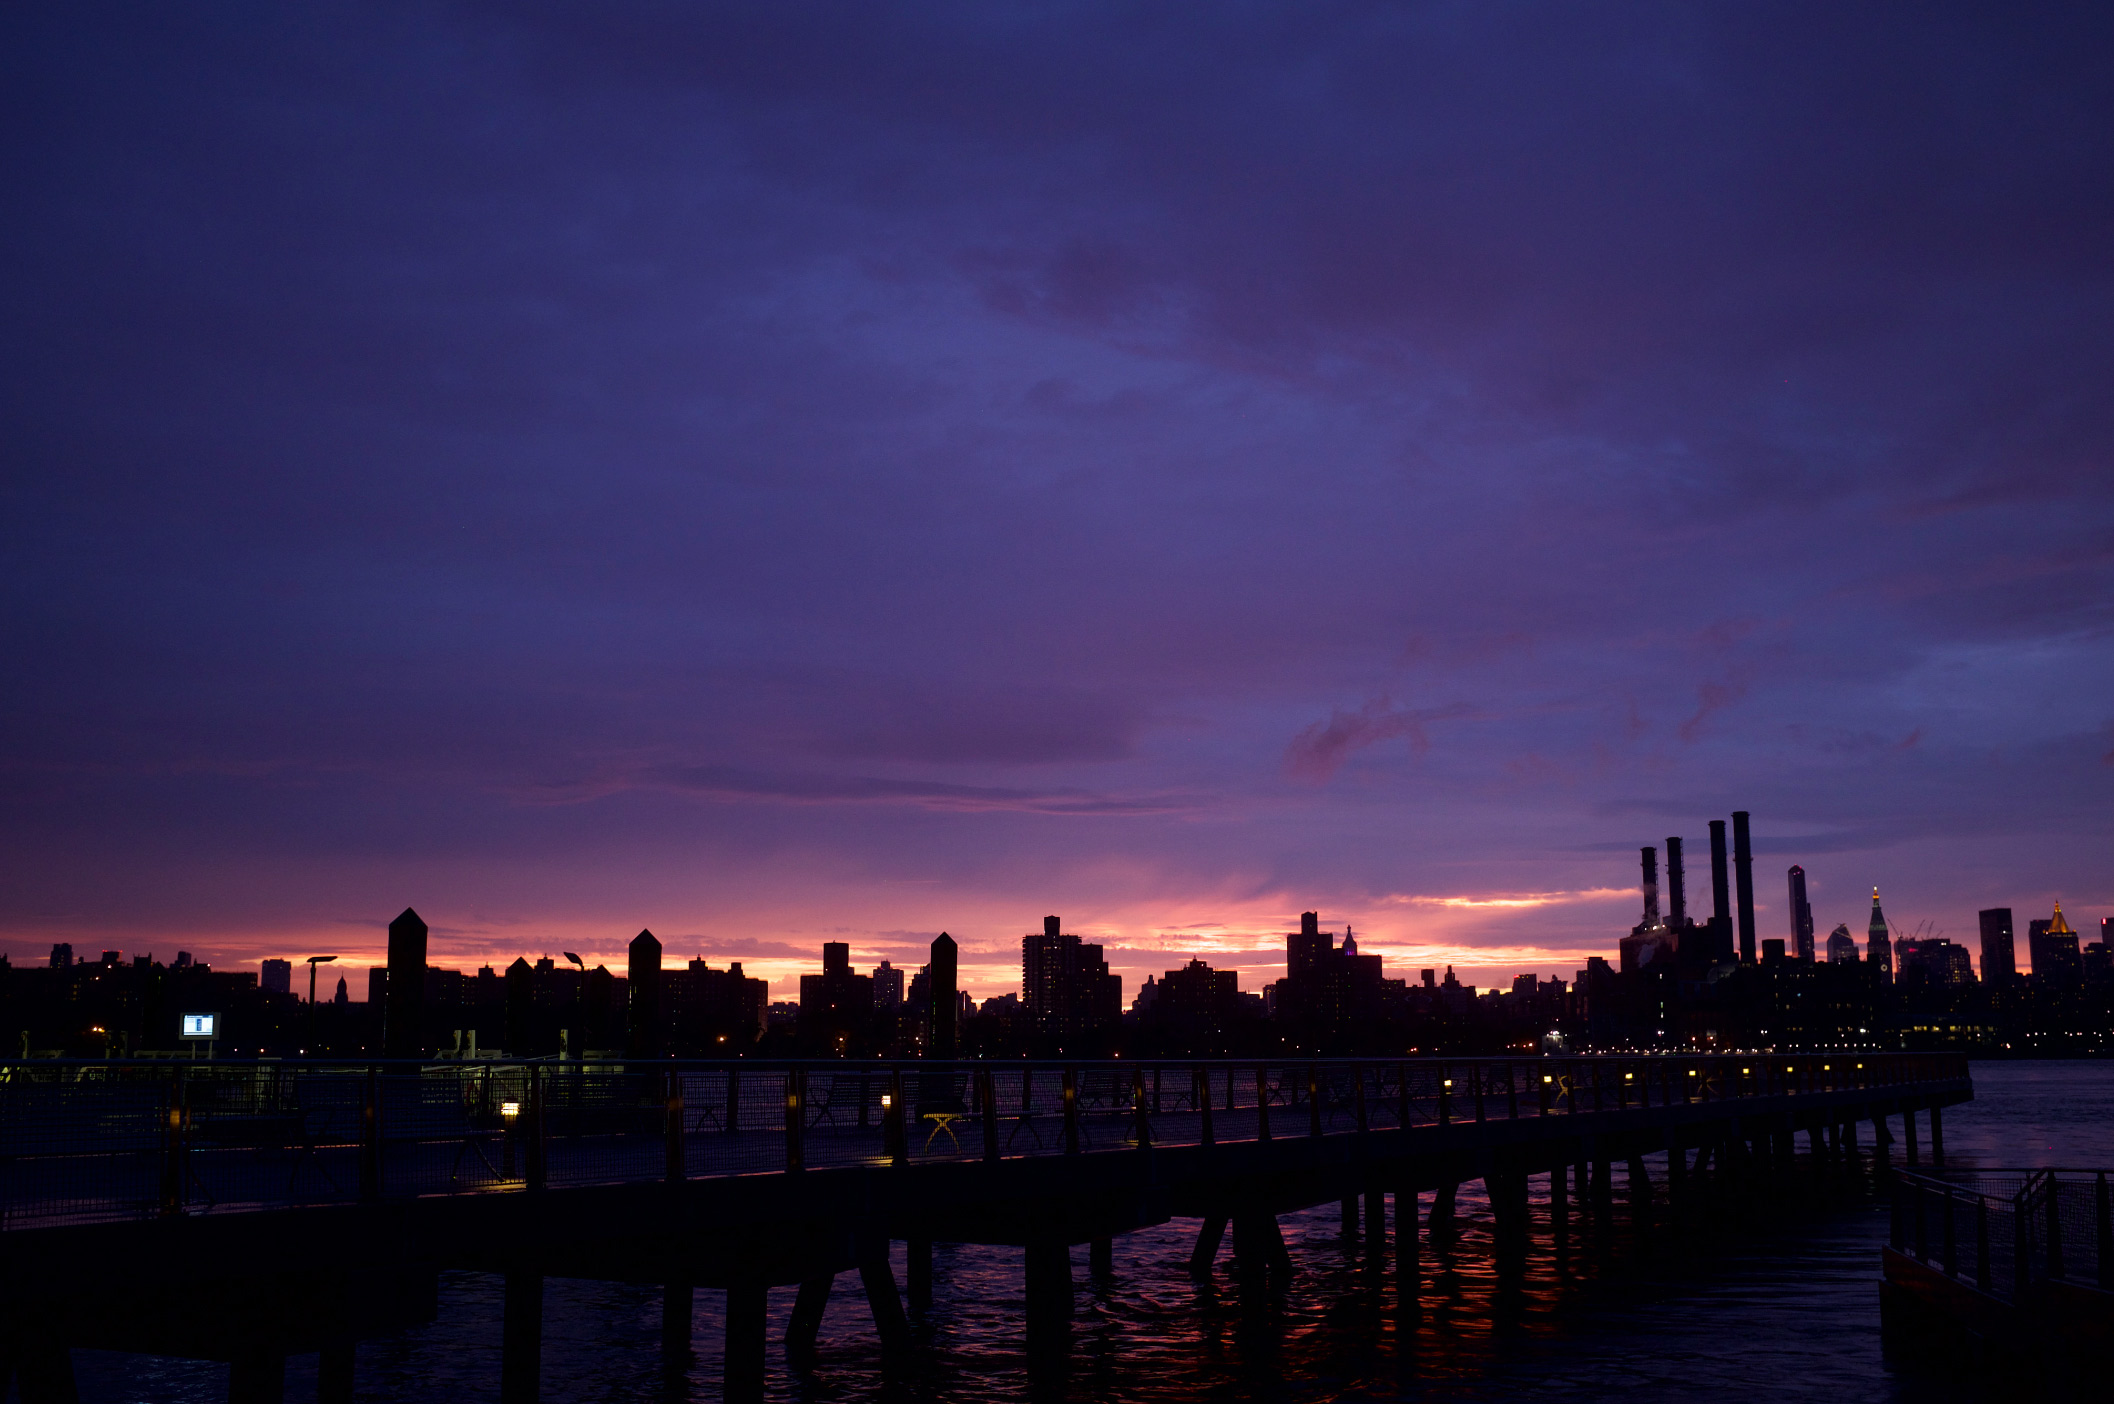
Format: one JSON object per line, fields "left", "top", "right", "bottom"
{"left": 2, "top": 2, "right": 2111, "bottom": 970}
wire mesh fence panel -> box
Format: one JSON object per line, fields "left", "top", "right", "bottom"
{"left": 0, "top": 1053, "right": 1970, "bottom": 1225}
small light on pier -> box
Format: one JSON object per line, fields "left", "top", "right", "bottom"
{"left": 1442, "top": 1079, "right": 1453, "bottom": 1088}
{"left": 881, "top": 1093, "right": 893, "bottom": 1109}
{"left": 501, "top": 1101, "right": 520, "bottom": 1119}
{"left": 1542, "top": 1075, "right": 1552, "bottom": 1084}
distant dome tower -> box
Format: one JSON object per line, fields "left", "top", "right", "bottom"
{"left": 1867, "top": 889, "right": 1894, "bottom": 983}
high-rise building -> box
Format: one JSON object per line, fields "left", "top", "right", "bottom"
{"left": 798, "top": 940, "right": 873, "bottom": 1038}
{"left": 1866, "top": 889, "right": 1893, "bottom": 983}
{"left": 1022, "top": 915, "right": 1122, "bottom": 1046}
{"left": 260, "top": 958, "right": 293, "bottom": 996}
{"left": 1826, "top": 923, "right": 1858, "bottom": 964}
{"left": 2028, "top": 904, "right": 2083, "bottom": 989}
{"left": 1272, "top": 912, "right": 1389, "bottom": 1027}
{"left": 1977, "top": 908, "right": 2016, "bottom": 982}
{"left": 48, "top": 943, "right": 73, "bottom": 969}
{"left": 929, "top": 932, "right": 959, "bottom": 1058}
{"left": 1787, "top": 866, "right": 1814, "bottom": 961}
{"left": 871, "top": 960, "right": 903, "bottom": 1011}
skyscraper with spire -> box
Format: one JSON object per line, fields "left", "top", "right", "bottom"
{"left": 1866, "top": 889, "right": 1893, "bottom": 983}
{"left": 2028, "top": 902, "right": 2083, "bottom": 989}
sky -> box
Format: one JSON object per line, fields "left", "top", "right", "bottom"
{"left": 4, "top": 3, "right": 2111, "bottom": 1002}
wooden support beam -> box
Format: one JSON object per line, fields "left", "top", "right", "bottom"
{"left": 1428, "top": 1181, "right": 1458, "bottom": 1248}
{"left": 1188, "top": 1215, "right": 1227, "bottom": 1275}
{"left": 1024, "top": 1238, "right": 1072, "bottom": 1362}
{"left": 661, "top": 1279, "right": 692, "bottom": 1361}
{"left": 317, "top": 1341, "right": 355, "bottom": 1404}
{"left": 724, "top": 1278, "right": 767, "bottom": 1404}
{"left": 11, "top": 1338, "right": 78, "bottom": 1404}
{"left": 227, "top": 1355, "right": 285, "bottom": 1404}
{"left": 1394, "top": 1185, "right": 1420, "bottom": 1303}
{"left": 907, "top": 1238, "right": 933, "bottom": 1313}
{"left": 1365, "top": 1184, "right": 1386, "bottom": 1250}
{"left": 1626, "top": 1155, "right": 1652, "bottom": 1248}
{"left": 786, "top": 1274, "right": 833, "bottom": 1368}
{"left": 855, "top": 1235, "right": 912, "bottom": 1364}
{"left": 500, "top": 1270, "right": 542, "bottom": 1404}
{"left": 1340, "top": 1195, "right": 1358, "bottom": 1239}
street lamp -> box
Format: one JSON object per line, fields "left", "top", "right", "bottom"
{"left": 305, "top": 955, "right": 338, "bottom": 1056}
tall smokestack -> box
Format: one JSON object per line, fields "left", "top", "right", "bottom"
{"left": 1666, "top": 837, "right": 1687, "bottom": 926}
{"left": 1639, "top": 846, "right": 1660, "bottom": 928}
{"left": 1709, "top": 821, "right": 1730, "bottom": 930}
{"left": 1732, "top": 810, "right": 1757, "bottom": 964}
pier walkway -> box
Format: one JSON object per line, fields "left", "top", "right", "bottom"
{"left": 0, "top": 1052, "right": 1970, "bottom": 1403}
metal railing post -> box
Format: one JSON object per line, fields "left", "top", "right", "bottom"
{"left": 1941, "top": 1187, "right": 1958, "bottom": 1276}
{"left": 785, "top": 1068, "right": 805, "bottom": 1172}
{"left": 160, "top": 1066, "right": 188, "bottom": 1217}
{"left": 2013, "top": 1186, "right": 2032, "bottom": 1298}
{"left": 360, "top": 1064, "right": 381, "bottom": 1204}
{"left": 1062, "top": 1066, "right": 1079, "bottom": 1155}
{"left": 727, "top": 1068, "right": 742, "bottom": 1138}
{"left": 526, "top": 1063, "right": 546, "bottom": 1192}
{"left": 888, "top": 1066, "right": 906, "bottom": 1167}
{"left": 1438, "top": 1068, "right": 1452, "bottom": 1125}
{"left": 1255, "top": 1064, "right": 1271, "bottom": 1142}
{"left": 2097, "top": 1171, "right": 2112, "bottom": 1290}
{"left": 1308, "top": 1063, "right": 1322, "bottom": 1138}
{"left": 2047, "top": 1172, "right": 2065, "bottom": 1279}
{"left": 981, "top": 1068, "right": 999, "bottom": 1163}
{"left": 1353, "top": 1063, "right": 1369, "bottom": 1135}
{"left": 665, "top": 1066, "right": 685, "bottom": 1183}
{"left": 1133, "top": 1066, "right": 1150, "bottom": 1150}
{"left": 1198, "top": 1065, "right": 1215, "bottom": 1147}
{"left": 1472, "top": 1063, "right": 1486, "bottom": 1123}
{"left": 1976, "top": 1196, "right": 1992, "bottom": 1292}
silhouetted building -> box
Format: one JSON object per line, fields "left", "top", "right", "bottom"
{"left": 333, "top": 975, "right": 349, "bottom": 1006}
{"left": 384, "top": 907, "right": 428, "bottom": 1059}
{"left": 1827, "top": 923, "right": 1858, "bottom": 964}
{"left": 627, "top": 928, "right": 663, "bottom": 1057}
{"left": 1787, "top": 866, "right": 1814, "bottom": 961}
{"left": 799, "top": 941, "right": 873, "bottom": 1043}
{"left": 2029, "top": 905, "right": 2083, "bottom": 990}
{"left": 667, "top": 958, "right": 766, "bottom": 1050}
{"left": 48, "top": 943, "right": 73, "bottom": 969}
{"left": 260, "top": 959, "right": 292, "bottom": 996}
{"left": 1022, "top": 915, "right": 1121, "bottom": 1047}
{"left": 872, "top": 960, "right": 903, "bottom": 1011}
{"left": 1898, "top": 937, "right": 1974, "bottom": 988}
{"left": 1866, "top": 890, "right": 1893, "bottom": 984}
{"left": 1977, "top": 908, "right": 2016, "bottom": 982}
{"left": 1272, "top": 912, "right": 1390, "bottom": 1033}
{"left": 929, "top": 932, "right": 958, "bottom": 1058}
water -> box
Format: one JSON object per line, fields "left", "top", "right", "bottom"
{"left": 62, "top": 1061, "right": 2114, "bottom": 1404}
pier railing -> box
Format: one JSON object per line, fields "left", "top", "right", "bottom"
{"left": 1888, "top": 1166, "right": 2114, "bottom": 1300}
{"left": 0, "top": 1051, "right": 1964, "bottom": 1228}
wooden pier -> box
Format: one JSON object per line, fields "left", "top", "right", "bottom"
{"left": 0, "top": 1052, "right": 1969, "bottom": 1402}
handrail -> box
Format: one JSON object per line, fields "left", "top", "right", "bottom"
{"left": 0, "top": 1053, "right": 1968, "bottom": 1230}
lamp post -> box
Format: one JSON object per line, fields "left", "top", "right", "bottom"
{"left": 563, "top": 953, "right": 585, "bottom": 1059}
{"left": 305, "top": 955, "right": 338, "bottom": 1056}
